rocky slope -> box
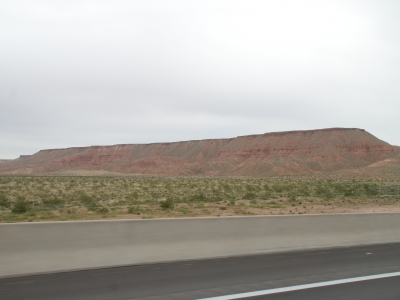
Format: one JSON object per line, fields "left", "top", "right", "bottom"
{"left": 1, "top": 128, "right": 399, "bottom": 176}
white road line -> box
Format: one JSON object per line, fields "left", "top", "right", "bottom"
{"left": 197, "top": 271, "right": 400, "bottom": 300}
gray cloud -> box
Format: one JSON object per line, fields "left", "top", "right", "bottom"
{"left": 1, "top": 0, "right": 399, "bottom": 158}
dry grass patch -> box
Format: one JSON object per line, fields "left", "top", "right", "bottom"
{"left": 0, "top": 175, "right": 399, "bottom": 222}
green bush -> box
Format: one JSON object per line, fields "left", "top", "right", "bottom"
{"left": 243, "top": 192, "right": 257, "bottom": 200}
{"left": 266, "top": 201, "right": 282, "bottom": 208}
{"left": 76, "top": 192, "right": 94, "bottom": 205}
{"left": 12, "top": 200, "right": 29, "bottom": 214}
{"left": 0, "top": 193, "right": 10, "bottom": 208}
{"left": 128, "top": 206, "right": 141, "bottom": 215}
{"left": 344, "top": 190, "right": 353, "bottom": 197}
{"left": 364, "top": 185, "right": 379, "bottom": 196}
{"left": 96, "top": 206, "right": 109, "bottom": 213}
{"left": 260, "top": 192, "right": 271, "bottom": 200}
{"left": 42, "top": 198, "right": 64, "bottom": 208}
{"left": 160, "top": 198, "right": 174, "bottom": 210}
{"left": 126, "top": 192, "right": 139, "bottom": 204}
{"left": 85, "top": 202, "right": 97, "bottom": 211}
{"left": 187, "top": 193, "right": 207, "bottom": 202}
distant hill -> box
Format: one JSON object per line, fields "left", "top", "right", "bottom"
{"left": 1, "top": 128, "right": 399, "bottom": 176}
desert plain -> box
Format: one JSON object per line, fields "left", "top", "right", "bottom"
{"left": 1, "top": 127, "right": 399, "bottom": 222}
{"left": 0, "top": 174, "right": 399, "bottom": 223}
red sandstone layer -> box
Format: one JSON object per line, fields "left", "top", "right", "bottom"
{"left": 1, "top": 128, "right": 399, "bottom": 176}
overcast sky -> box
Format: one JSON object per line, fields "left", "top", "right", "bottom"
{"left": 1, "top": 0, "right": 399, "bottom": 158}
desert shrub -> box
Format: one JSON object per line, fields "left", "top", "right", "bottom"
{"left": 297, "top": 186, "right": 310, "bottom": 196}
{"left": 128, "top": 206, "right": 141, "bottom": 215}
{"left": 96, "top": 206, "right": 109, "bottom": 213}
{"left": 243, "top": 192, "right": 257, "bottom": 200}
{"left": 160, "top": 198, "right": 174, "bottom": 210}
{"left": 0, "top": 193, "right": 10, "bottom": 208}
{"left": 126, "top": 192, "right": 139, "bottom": 204}
{"left": 364, "top": 184, "right": 379, "bottom": 196}
{"left": 315, "top": 186, "right": 327, "bottom": 196}
{"left": 75, "top": 192, "right": 95, "bottom": 206}
{"left": 42, "top": 197, "right": 64, "bottom": 208}
{"left": 245, "top": 184, "right": 255, "bottom": 191}
{"left": 179, "top": 208, "right": 191, "bottom": 214}
{"left": 366, "top": 188, "right": 379, "bottom": 196}
{"left": 187, "top": 193, "right": 207, "bottom": 202}
{"left": 86, "top": 202, "right": 98, "bottom": 212}
{"left": 263, "top": 184, "right": 271, "bottom": 191}
{"left": 266, "top": 201, "right": 282, "bottom": 208}
{"left": 66, "top": 208, "right": 76, "bottom": 214}
{"left": 344, "top": 189, "right": 354, "bottom": 197}
{"left": 208, "top": 196, "right": 223, "bottom": 202}
{"left": 260, "top": 192, "right": 271, "bottom": 200}
{"left": 12, "top": 199, "right": 29, "bottom": 214}
{"left": 315, "top": 186, "right": 334, "bottom": 199}
{"left": 87, "top": 203, "right": 109, "bottom": 213}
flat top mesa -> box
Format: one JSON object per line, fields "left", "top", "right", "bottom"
{"left": 1, "top": 128, "right": 399, "bottom": 176}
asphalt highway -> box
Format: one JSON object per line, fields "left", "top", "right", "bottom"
{"left": 1, "top": 243, "right": 400, "bottom": 300}
{"left": 245, "top": 276, "right": 400, "bottom": 300}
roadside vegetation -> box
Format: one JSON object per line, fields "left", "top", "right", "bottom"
{"left": 0, "top": 175, "right": 399, "bottom": 222}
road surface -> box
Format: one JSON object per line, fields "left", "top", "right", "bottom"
{"left": 1, "top": 243, "right": 400, "bottom": 299}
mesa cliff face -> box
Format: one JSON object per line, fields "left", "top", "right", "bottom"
{"left": 1, "top": 128, "right": 399, "bottom": 176}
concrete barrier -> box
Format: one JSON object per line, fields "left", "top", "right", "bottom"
{"left": 1, "top": 213, "right": 400, "bottom": 278}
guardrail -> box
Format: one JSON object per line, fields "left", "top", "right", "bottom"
{"left": 1, "top": 213, "right": 400, "bottom": 277}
